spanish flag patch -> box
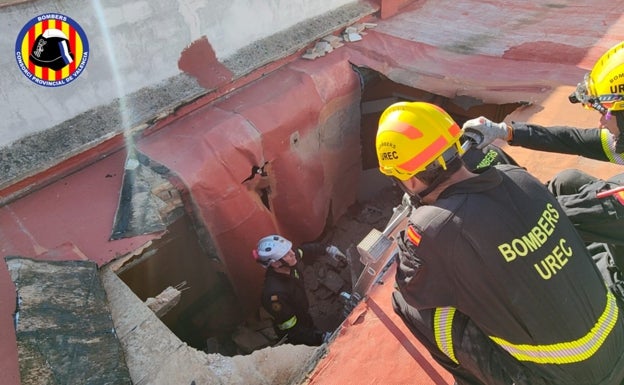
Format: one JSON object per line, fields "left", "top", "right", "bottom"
{"left": 406, "top": 225, "right": 422, "bottom": 246}
{"left": 615, "top": 191, "right": 624, "bottom": 206}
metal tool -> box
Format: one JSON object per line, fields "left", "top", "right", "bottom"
{"left": 340, "top": 200, "right": 411, "bottom": 315}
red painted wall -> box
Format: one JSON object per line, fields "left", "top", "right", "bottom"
{"left": 138, "top": 51, "right": 362, "bottom": 314}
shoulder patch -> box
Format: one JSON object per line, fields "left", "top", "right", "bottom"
{"left": 406, "top": 225, "right": 422, "bottom": 246}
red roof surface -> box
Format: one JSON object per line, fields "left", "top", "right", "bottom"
{"left": 308, "top": 264, "right": 454, "bottom": 385}
{"left": 307, "top": 2, "right": 624, "bottom": 383}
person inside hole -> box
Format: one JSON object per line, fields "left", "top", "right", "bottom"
{"left": 252, "top": 234, "right": 346, "bottom": 346}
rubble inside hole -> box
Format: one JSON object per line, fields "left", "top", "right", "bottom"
{"left": 226, "top": 183, "right": 402, "bottom": 355}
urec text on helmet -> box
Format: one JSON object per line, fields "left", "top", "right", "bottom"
{"left": 609, "top": 84, "right": 624, "bottom": 94}
{"left": 380, "top": 151, "right": 399, "bottom": 160}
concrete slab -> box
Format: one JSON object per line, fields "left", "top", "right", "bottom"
{"left": 100, "top": 267, "right": 322, "bottom": 385}
{"left": 6, "top": 257, "right": 131, "bottom": 385}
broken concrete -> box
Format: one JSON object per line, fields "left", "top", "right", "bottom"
{"left": 5, "top": 257, "right": 132, "bottom": 385}
{"left": 111, "top": 151, "right": 184, "bottom": 240}
{"left": 101, "top": 265, "right": 322, "bottom": 385}
{"left": 144, "top": 286, "right": 182, "bottom": 318}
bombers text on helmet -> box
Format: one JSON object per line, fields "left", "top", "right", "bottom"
{"left": 376, "top": 101, "right": 464, "bottom": 181}
{"left": 253, "top": 235, "right": 292, "bottom": 268}
{"left": 570, "top": 41, "right": 624, "bottom": 113}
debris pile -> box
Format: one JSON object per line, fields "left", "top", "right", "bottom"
{"left": 302, "top": 22, "right": 377, "bottom": 60}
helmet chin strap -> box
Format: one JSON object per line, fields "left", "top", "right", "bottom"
{"left": 396, "top": 155, "right": 464, "bottom": 207}
{"left": 393, "top": 177, "right": 424, "bottom": 207}
{"left": 614, "top": 111, "right": 624, "bottom": 153}
{"left": 417, "top": 157, "right": 463, "bottom": 199}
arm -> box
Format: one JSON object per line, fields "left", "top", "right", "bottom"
{"left": 462, "top": 117, "right": 621, "bottom": 163}
{"left": 510, "top": 122, "right": 611, "bottom": 162}
{"left": 394, "top": 219, "right": 456, "bottom": 310}
{"left": 392, "top": 288, "right": 535, "bottom": 385}
{"left": 297, "top": 242, "right": 347, "bottom": 265}
{"left": 296, "top": 242, "right": 327, "bottom": 264}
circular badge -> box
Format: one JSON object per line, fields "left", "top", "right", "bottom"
{"left": 15, "top": 13, "right": 89, "bottom": 87}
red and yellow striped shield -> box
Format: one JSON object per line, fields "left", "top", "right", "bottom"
{"left": 15, "top": 13, "right": 89, "bottom": 87}
{"left": 406, "top": 225, "right": 422, "bottom": 246}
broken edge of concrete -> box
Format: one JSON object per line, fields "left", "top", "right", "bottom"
{"left": 6, "top": 257, "right": 132, "bottom": 385}
{"left": 100, "top": 265, "right": 326, "bottom": 385}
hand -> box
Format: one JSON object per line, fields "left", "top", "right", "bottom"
{"left": 462, "top": 117, "right": 508, "bottom": 149}
{"left": 326, "top": 245, "right": 346, "bottom": 261}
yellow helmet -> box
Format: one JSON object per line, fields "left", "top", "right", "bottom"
{"left": 571, "top": 41, "right": 624, "bottom": 112}
{"left": 376, "top": 102, "right": 464, "bottom": 181}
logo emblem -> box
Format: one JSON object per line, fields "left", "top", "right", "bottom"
{"left": 406, "top": 225, "right": 422, "bottom": 246}
{"left": 15, "top": 13, "right": 89, "bottom": 87}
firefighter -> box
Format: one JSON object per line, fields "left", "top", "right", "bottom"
{"left": 252, "top": 234, "right": 345, "bottom": 346}
{"left": 376, "top": 101, "right": 624, "bottom": 385}
{"left": 461, "top": 41, "right": 624, "bottom": 268}
{"left": 462, "top": 42, "right": 624, "bottom": 163}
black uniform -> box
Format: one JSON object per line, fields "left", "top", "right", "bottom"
{"left": 508, "top": 122, "right": 624, "bottom": 265}
{"left": 510, "top": 123, "right": 623, "bottom": 164}
{"left": 394, "top": 165, "right": 624, "bottom": 385}
{"left": 260, "top": 242, "right": 326, "bottom": 346}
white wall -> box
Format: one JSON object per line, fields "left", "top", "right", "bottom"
{"left": 1, "top": 0, "right": 357, "bottom": 148}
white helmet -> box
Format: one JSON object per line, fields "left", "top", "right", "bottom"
{"left": 252, "top": 235, "right": 292, "bottom": 268}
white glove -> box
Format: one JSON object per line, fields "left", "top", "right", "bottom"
{"left": 326, "top": 245, "right": 346, "bottom": 261}
{"left": 462, "top": 117, "right": 509, "bottom": 149}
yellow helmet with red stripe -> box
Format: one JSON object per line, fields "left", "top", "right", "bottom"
{"left": 376, "top": 102, "right": 464, "bottom": 181}
{"left": 572, "top": 42, "right": 624, "bottom": 112}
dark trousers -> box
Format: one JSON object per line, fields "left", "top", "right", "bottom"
{"left": 548, "top": 169, "right": 624, "bottom": 267}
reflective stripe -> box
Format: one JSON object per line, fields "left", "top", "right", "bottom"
{"left": 277, "top": 315, "right": 297, "bottom": 331}
{"left": 490, "top": 291, "right": 619, "bottom": 364}
{"left": 434, "top": 307, "right": 458, "bottom": 364}
{"left": 600, "top": 129, "right": 624, "bottom": 164}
